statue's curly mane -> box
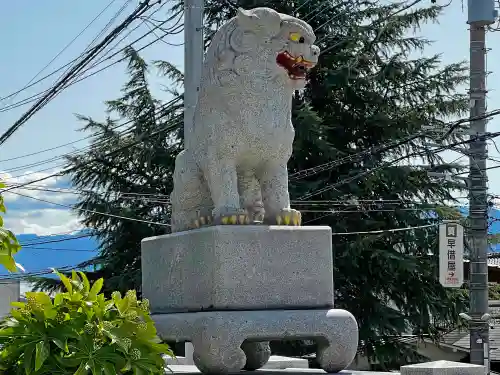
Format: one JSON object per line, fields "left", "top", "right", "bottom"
{"left": 203, "top": 19, "right": 239, "bottom": 86}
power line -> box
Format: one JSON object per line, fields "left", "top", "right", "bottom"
{"left": 20, "top": 234, "right": 93, "bottom": 247}
{"left": 8, "top": 190, "right": 171, "bottom": 227}
{"left": 0, "top": 0, "right": 122, "bottom": 110}
{"left": 18, "top": 246, "right": 96, "bottom": 253}
{"left": 0, "top": 0, "right": 159, "bottom": 147}
{"left": 298, "top": 130, "right": 500, "bottom": 200}
{"left": 0, "top": 96, "right": 182, "bottom": 179}
{"left": 0, "top": 114, "right": 183, "bottom": 193}
{"left": 331, "top": 223, "right": 437, "bottom": 236}
{"left": 0, "top": 3, "right": 173, "bottom": 108}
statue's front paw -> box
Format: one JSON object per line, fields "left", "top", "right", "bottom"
{"left": 213, "top": 209, "right": 251, "bottom": 225}
{"left": 192, "top": 215, "right": 213, "bottom": 229}
{"left": 266, "top": 208, "right": 302, "bottom": 226}
{"left": 221, "top": 214, "right": 250, "bottom": 225}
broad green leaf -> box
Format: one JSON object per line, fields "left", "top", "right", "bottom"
{"left": 73, "top": 362, "right": 88, "bottom": 375}
{"left": 54, "top": 293, "right": 64, "bottom": 306}
{"left": 102, "top": 362, "right": 117, "bottom": 375}
{"left": 0, "top": 253, "right": 18, "bottom": 272}
{"left": 34, "top": 340, "right": 50, "bottom": 371}
{"left": 23, "top": 344, "right": 35, "bottom": 375}
{"left": 26, "top": 292, "right": 52, "bottom": 307}
{"left": 51, "top": 335, "right": 68, "bottom": 353}
{"left": 131, "top": 364, "right": 147, "bottom": 375}
{"left": 89, "top": 278, "right": 104, "bottom": 299}
{"left": 10, "top": 308, "right": 27, "bottom": 321}
{"left": 78, "top": 271, "right": 91, "bottom": 295}
{"left": 53, "top": 269, "right": 73, "bottom": 294}
{"left": 87, "top": 359, "right": 100, "bottom": 375}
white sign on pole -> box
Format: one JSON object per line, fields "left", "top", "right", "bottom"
{"left": 439, "top": 222, "right": 464, "bottom": 288}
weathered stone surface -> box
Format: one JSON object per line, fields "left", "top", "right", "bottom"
{"left": 141, "top": 225, "right": 334, "bottom": 313}
{"left": 153, "top": 308, "right": 358, "bottom": 374}
{"left": 169, "top": 7, "right": 320, "bottom": 232}
{"left": 401, "top": 361, "right": 484, "bottom": 375}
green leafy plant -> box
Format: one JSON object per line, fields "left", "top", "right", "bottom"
{"left": 0, "top": 181, "right": 21, "bottom": 272}
{"left": 0, "top": 270, "right": 172, "bottom": 375}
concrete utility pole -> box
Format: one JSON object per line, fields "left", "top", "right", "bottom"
{"left": 467, "top": 0, "right": 495, "bottom": 370}
{"left": 183, "top": 0, "right": 204, "bottom": 150}
{"left": 183, "top": 0, "right": 204, "bottom": 363}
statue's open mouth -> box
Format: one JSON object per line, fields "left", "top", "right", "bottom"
{"left": 276, "top": 51, "right": 315, "bottom": 80}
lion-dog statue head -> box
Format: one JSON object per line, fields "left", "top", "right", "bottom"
{"left": 204, "top": 7, "right": 320, "bottom": 91}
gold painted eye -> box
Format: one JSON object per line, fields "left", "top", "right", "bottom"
{"left": 289, "top": 32, "right": 301, "bottom": 42}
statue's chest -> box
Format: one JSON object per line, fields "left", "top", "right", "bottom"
{"left": 239, "top": 93, "right": 291, "bottom": 128}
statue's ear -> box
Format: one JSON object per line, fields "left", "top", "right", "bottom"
{"left": 236, "top": 8, "right": 260, "bottom": 30}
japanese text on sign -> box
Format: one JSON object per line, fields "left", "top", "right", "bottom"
{"left": 439, "top": 222, "right": 464, "bottom": 288}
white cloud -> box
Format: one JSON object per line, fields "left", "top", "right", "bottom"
{"left": 0, "top": 170, "right": 83, "bottom": 235}
{"left": 0, "top": 169, "right": 74, "bottom": 204}
{"left": 3, "top": 209, "right": 82, "bottom": 236}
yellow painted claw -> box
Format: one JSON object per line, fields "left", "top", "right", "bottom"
{"left": 292, "top": 211, "right": 302, "bottom": 226}
{"left": 283, "top": 214, "right": 291, "bottom": 225}
{"left": 220, "top": 214, "right": 250, "bottom": 225}
{"left": 275, "top": 211, "right": 302, "bottom": 226}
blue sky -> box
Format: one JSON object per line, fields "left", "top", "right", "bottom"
{"left": 0, "top": 0, "right": 183, "bottom": 236}
{"left": 0, "top": 1, "right": 499, "bottom": 243}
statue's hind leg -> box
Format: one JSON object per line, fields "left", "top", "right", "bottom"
{"left": 170, "top": 151, "right": 214, "bottom": 232}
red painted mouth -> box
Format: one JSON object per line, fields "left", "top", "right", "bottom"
{"left": 276, "top": 51, "right": 315, "bottom": 80}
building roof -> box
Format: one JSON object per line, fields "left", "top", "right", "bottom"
{"left": 439, "top": 301, "right": 500, "bottom": 361}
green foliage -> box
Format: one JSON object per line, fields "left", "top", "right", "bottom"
{"left": 489, "top": 283, "right": 500, "bottom": 300}
{"left": 0, "top": 181, "right": 21, "bottom": 272}
{"left": 0, "top": 270, "right": 171, "bottom": 375}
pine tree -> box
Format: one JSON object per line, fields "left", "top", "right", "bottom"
{"left": 34, "top": 0, "right": 471, "bottom": 366}
{"left": 31, "top": 47, "right": 184, "bottom": 294}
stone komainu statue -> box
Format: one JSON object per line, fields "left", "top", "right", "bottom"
{"left": 170, "top": 7, "right": 320, "bottom": 232}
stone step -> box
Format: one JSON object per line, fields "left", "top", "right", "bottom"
{"left": 165, "top": 355, "right": 309, "bottom": 369}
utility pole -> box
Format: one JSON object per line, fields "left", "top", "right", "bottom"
{"left": 467, "top": 0, "right": 495, "bottom": 370}
{"left": 183, "top": 0, "right": 204, "bottom": 150}
{"left": 183, "top": 0, "right": 204, "bottom": 364}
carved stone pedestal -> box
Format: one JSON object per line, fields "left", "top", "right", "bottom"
{"left": 153, "top": 309, "right": 358, "bottom": 374}
{"left": 141, "top": 225, "right": 359, "bottom": 374}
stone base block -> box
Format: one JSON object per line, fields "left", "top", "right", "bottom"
{"left": 153, "top": 308, "right": 358, "bottom": 374}
{"left": 164, "top": 355, "right": 309, "bottom": 369}
{"left": 401, "top": 361, "right": 485, "bottom": 375}
{"left": 141, "top": 225, "right": 334, "bottom": 313}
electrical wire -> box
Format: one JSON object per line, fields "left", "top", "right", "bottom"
{"left": 20, "top": 234, "right": 93, "bottom": 247}
{"left": 0, "top": 95, "right": 182, "bottom": 179}
{"left": 0, "top": 3, "right": 173, "bottom": 109}
{"left": 0, "top": 7, "right": 182, "bottom": 114}
{"left": 0, "top": 0, "right": 160, "bottom": 147}
{"left": 18, "top": 247, "right": 95, "bottom": 253}
{"left": 298, "top": 130, "right": 500, "bottom": 200}
{"left": 8, "top": 190, "right": 171, "bottom": 227}
{"left": 0, "top": 113, "right": 183, "bottom": 194}
{"left": 0, "top": 0, "right": 122, "bottom": 110}
{"left": 331, "top": 223, "right": 437, "bottom": 236}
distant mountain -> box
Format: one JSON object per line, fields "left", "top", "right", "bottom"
{"left": 459, "top": 206, "right": 500, "bottom": 252}
{"left": 8, "top": 206, "right": 500, "bottom": 277}
{"left": 3, "top": 230, "right": 98, "bottom": 278}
